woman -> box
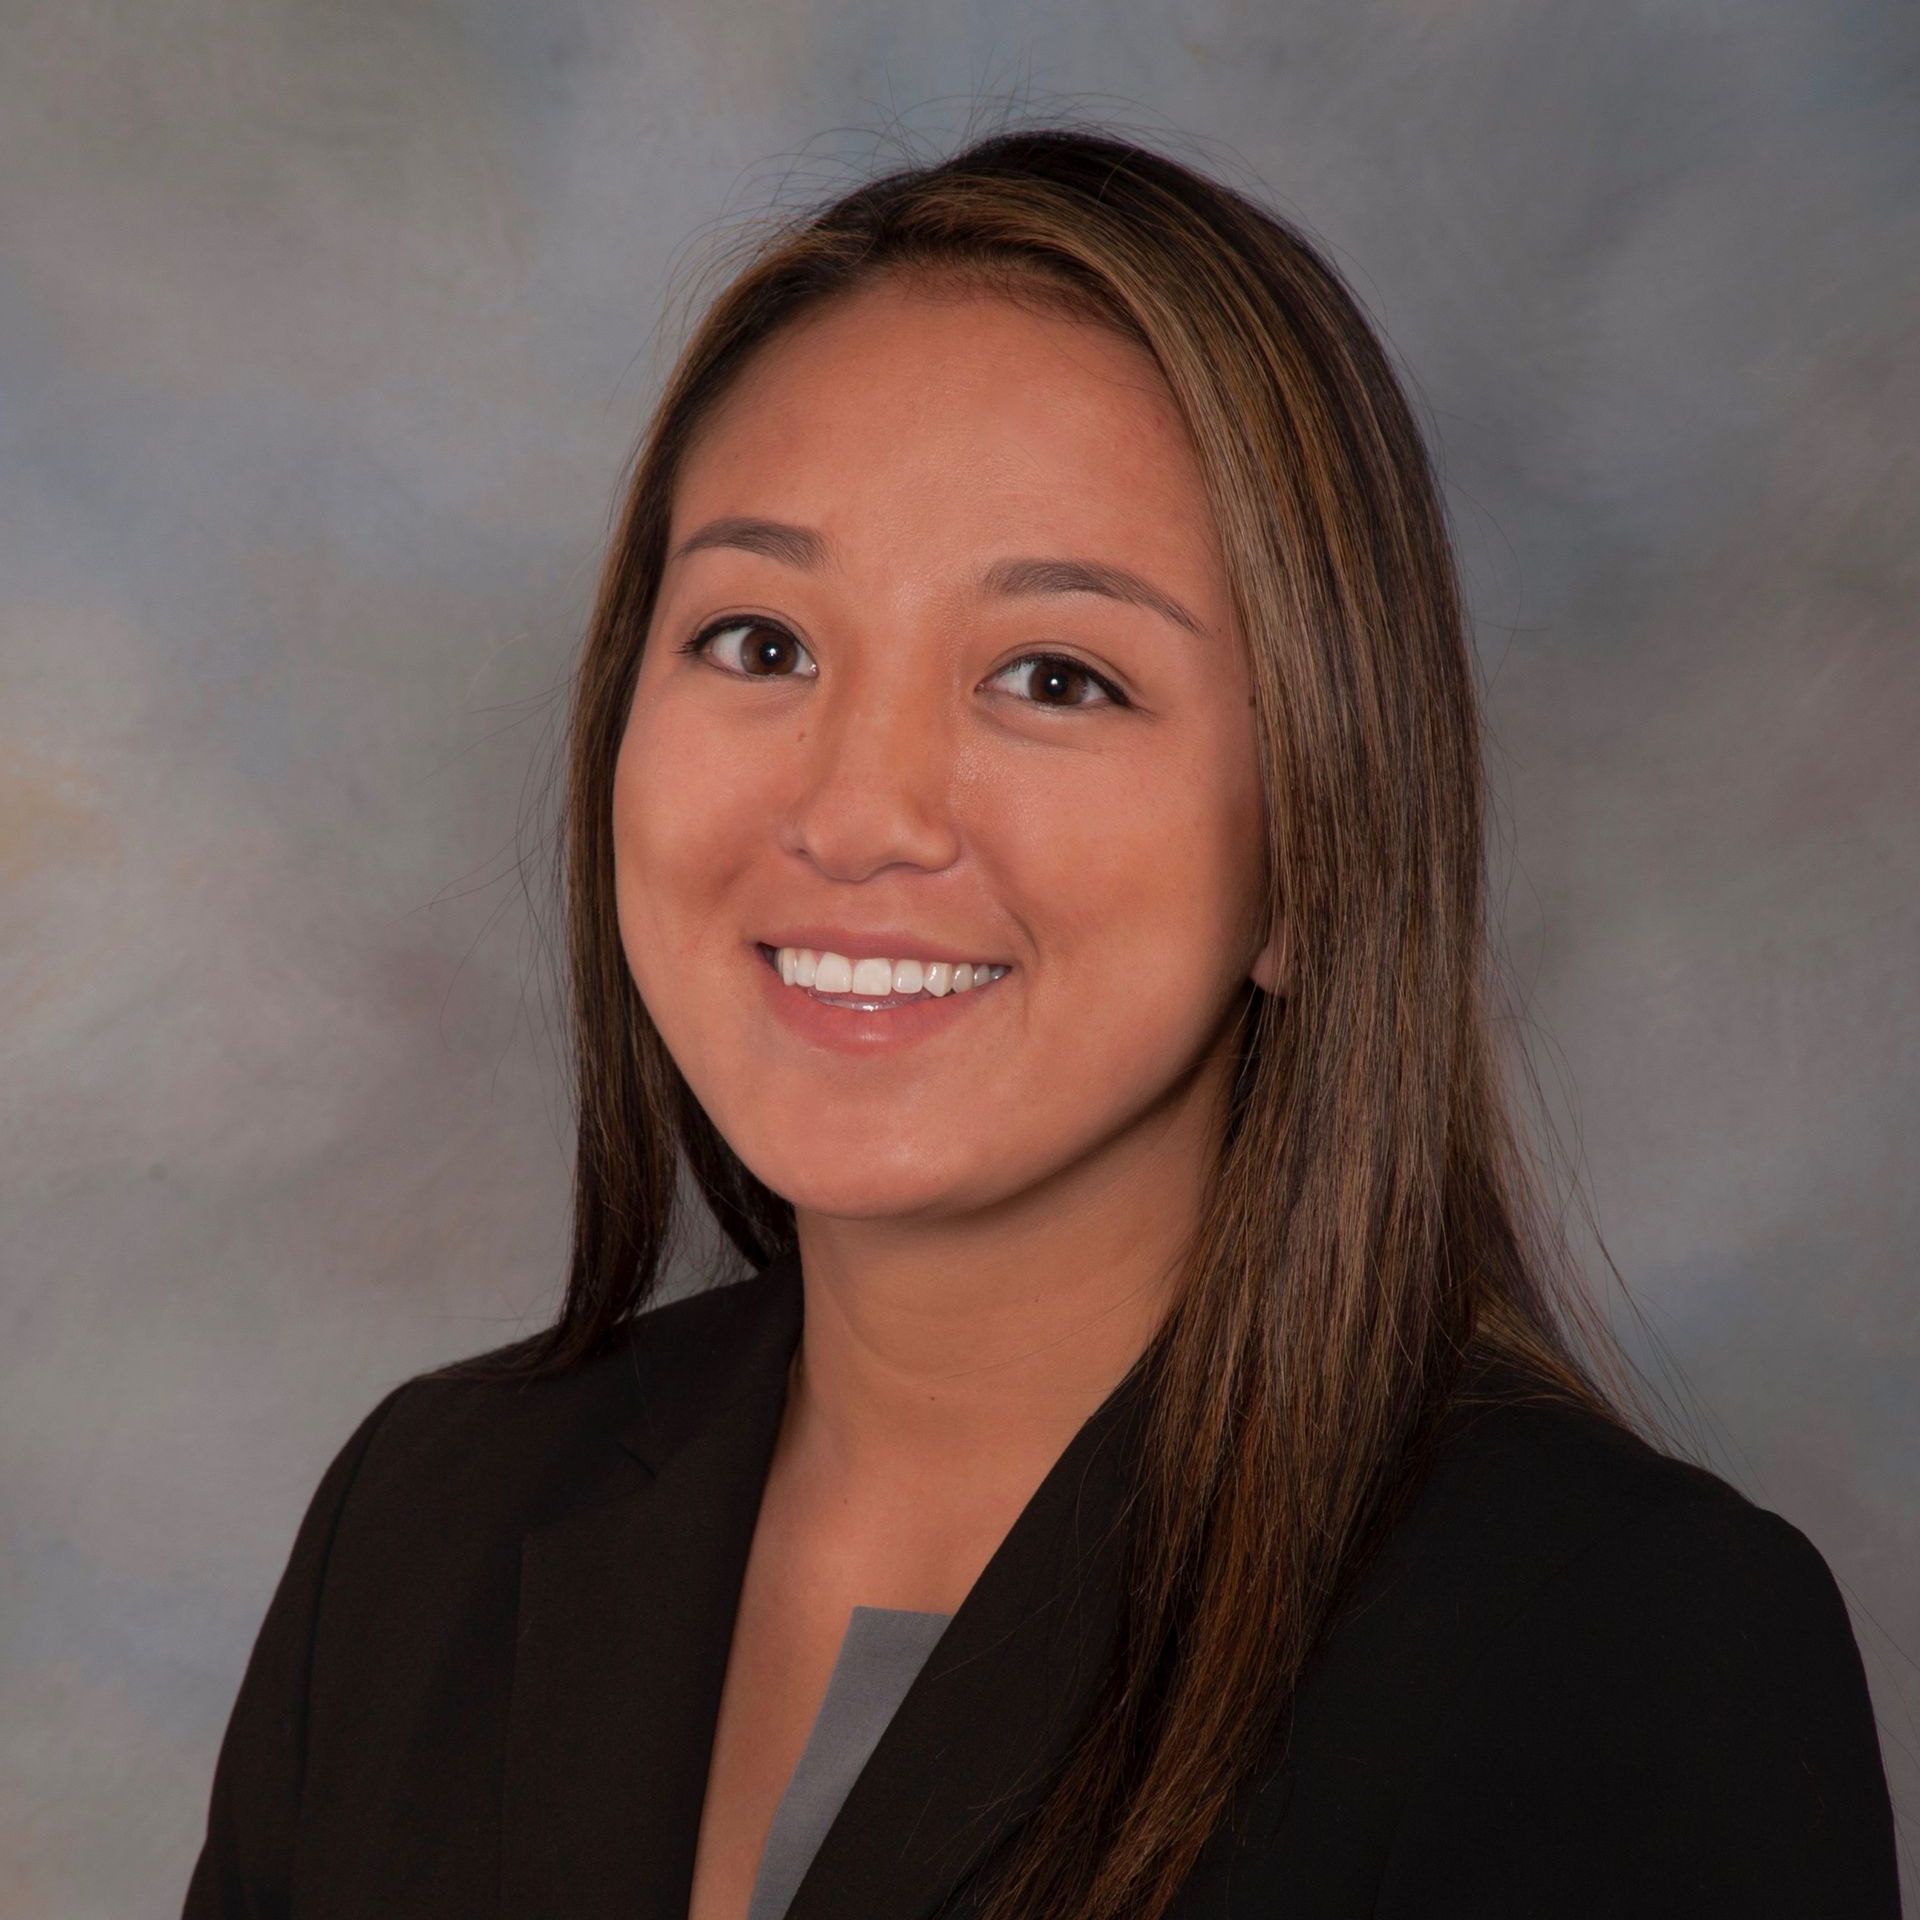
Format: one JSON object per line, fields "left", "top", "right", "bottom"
{"left": 183, "top": 128, "right": 1900, "bottom": 1919}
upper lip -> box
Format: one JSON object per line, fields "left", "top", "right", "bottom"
{"left": 756, "top": 926, "right": 1013, "bottom": 965}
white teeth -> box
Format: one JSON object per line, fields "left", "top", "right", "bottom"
{"left": 770, "top": 946, "right": 1009, "bottom": 1002}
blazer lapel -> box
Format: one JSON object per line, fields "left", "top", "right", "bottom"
{"left": 501, "top": 1251, "right": 804, "bottom": 1918}
{"left": 500, "top": 1245, "right": 1151, "bottom": 1920}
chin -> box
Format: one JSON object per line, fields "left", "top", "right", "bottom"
{"left": 733, "top": 1143, "right": 989, "bottom": 1223}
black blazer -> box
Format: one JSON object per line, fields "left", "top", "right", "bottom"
{"left": 184, "top": 1249, "right": 1901, "bottom": 1918}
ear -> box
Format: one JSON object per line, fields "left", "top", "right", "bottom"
{"left": 1249, "top": 922, "right": 1287, "bottom": 997}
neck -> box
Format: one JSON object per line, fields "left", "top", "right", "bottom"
{"left": 780, "top": 1113, "right": 1212, "bottom": 1497}
{"left": 759, "top": 1051, "right": 1236, "bottom": 1612}
{"left": 789, "top": 1230, "right": 1177, "bottom": 1486}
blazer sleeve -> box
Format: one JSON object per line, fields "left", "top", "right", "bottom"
{"left": 1374, "top": 1490, "right": 1901, "bottom": 1919}
{"left": 181, "top": 1382, "right": 415, "bottom": 1920}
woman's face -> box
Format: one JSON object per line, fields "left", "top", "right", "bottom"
{"left": 614, "top": 278, "right": 1280, "bottom": 1224}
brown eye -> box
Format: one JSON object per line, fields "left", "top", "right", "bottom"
{"left": 990, "top": 652, "right": 1129, "bottom": 710}
{"left": 680, "top": 618, "right": 817, "bottom": 680}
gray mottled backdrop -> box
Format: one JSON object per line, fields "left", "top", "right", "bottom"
{"left": 3, "top": 2, "right": 1914, "bottom": 1909}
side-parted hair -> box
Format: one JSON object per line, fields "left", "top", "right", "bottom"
{"left": 444, "top": 124, "right": 1665, "bottom": 1920}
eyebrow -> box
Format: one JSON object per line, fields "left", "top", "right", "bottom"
{"left": 668, "top": 515, "right": 1210, "bottom": 640}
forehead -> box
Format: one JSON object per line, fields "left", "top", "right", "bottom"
{"left": 672, "top": 281, "right": 1224, "bottom": 589}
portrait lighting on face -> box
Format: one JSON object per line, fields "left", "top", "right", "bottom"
{"left": 611, "top": 274, "right": 1280, "bottom": 1232}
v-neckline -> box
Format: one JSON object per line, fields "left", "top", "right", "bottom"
{"left": 503, "top": 1248, "right": 1157, "bottom": 1920}
{"left": 744, "top": 1604, "right": 956, "bottom": 1920}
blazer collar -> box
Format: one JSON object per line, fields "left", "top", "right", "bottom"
{"left": 502, "top": 1246, "right": 1153, "bottom": 1920}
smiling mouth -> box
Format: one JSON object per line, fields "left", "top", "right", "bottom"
{"left": 754, "top": 942, "right": 1013, "bottom": 1010}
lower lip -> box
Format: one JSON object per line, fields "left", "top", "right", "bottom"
{"left": 751, "top": 943, "right": 1012, "bottom": 1054}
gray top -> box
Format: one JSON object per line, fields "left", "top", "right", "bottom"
{"left": 745, "top": 1605, "right": 954, "bottom": 1920}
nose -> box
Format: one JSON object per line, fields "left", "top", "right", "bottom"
{"left": 774, "top": 660, "right": 964, "bottom": 883}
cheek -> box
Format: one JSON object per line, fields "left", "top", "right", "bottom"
{"left": 1001, "top": 738, "right": 1265, "bottom": 1106}
{"left": 1024, "top": 736, "right": 1263, "bottom": 989}
{"left": 610, "top": 691, "right": 758, "bottom": 988}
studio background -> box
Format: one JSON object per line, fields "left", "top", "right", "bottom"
{"left": 3, "top": 2, "right": 1914, "bottom": 1909}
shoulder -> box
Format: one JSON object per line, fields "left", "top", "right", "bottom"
{"left": 1324, "top": 1352, "right": 1870, "bottom": 1653}
{"left": 1410, "top": 1373, "right": 1873, "bottom": 1743}
{"left": 1348, "top": 1365, "right": 1900, "bottom": 1915}
{"left": 1216, "top": 1362, "right": 1900, "bottom": 1913}
{"left": 1280, "top": 1364, "right": 1852, "bottom": 1754}
{"left": 1387, "top": 1364, "right": 1884, "bottom": 1774}
{"left": 183, "top": 1272, "right": 791, "bottom": 1907}
{"left": 283, "top": 1266, "right": 787, "bottom": 1588}
{"left": 1470, "top": 1388, "right": 1848, "bottom": 1635}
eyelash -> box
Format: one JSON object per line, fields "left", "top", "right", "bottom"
{"left": 676, "top": 617, "right": 1131, "bottom": 710}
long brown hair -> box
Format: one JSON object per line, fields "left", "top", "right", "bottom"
{"left": 444, "top": 123, "right": 1674, "bottom": 1918}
